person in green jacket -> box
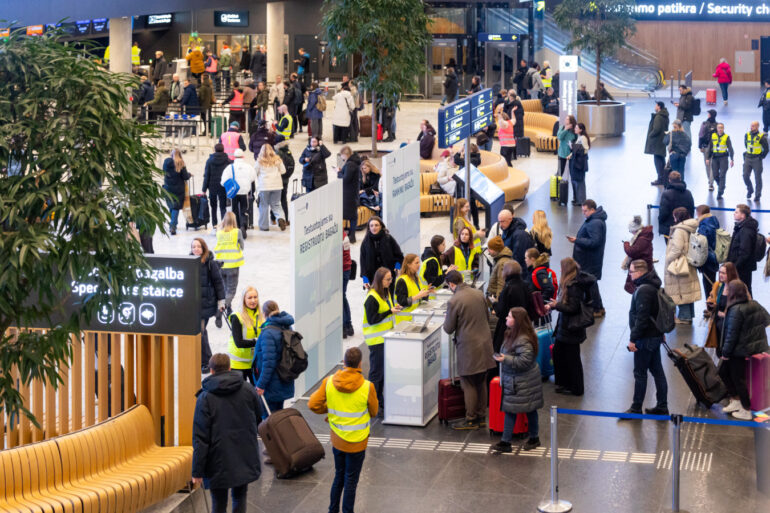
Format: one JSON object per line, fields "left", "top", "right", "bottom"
{"left": 197, "top": 76, "right": 214, "bottom": 136}
{"left": 557, "top": 115, "right": 577, "bottom": 177}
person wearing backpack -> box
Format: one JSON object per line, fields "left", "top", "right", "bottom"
{"left": 658, "top": 171, "right": 694, "bottom": 240}
{"left": 664, "top": 207, "right": 702, "bottom": 325}
{"left": 696, "top": 205, "right": 721, "bottom": 297}
{"left": 698, "top": 109, "right": 719, "bottom": 191}
{"left": 524, "top": 248, "right": 557, "bottom": 303}
{"left": 622, "top": 216, "right": 654, "bottom": 294}
{"left": 306, "top": 82, "right": 325, "bottom": 139}
{"left": 253, "top": 300, "right": 295, "bottom": 422}
{"left": 726, "top": 203, "right": 761, "bottom": 295}
{"left": 673, "top": 85, "right": 695, "bottom": 142}
{"left": 623, "top": 260, "right": 669, "bottom": 416}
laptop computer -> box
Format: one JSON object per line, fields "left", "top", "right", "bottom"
{"left": 400, "top": 312, "right": 435, "bottom": 333}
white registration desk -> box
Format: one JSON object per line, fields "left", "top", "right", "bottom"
{"left": 410, "top": 299, "right": 452, "bottom": 379}
{"left": 382, "top": 321, "right": 442, "bottom": 426}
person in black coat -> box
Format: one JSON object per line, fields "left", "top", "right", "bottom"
{"left": 180, "top": 79, "right": 200, "bottom": 115}
{"left": 162, "top": 150, "right": 191, "bottom": 235}
{"left": 493, "top": 261, "right": 534, "bottom": 352}
{"left": 420, "top": 236, "right": 452, "bottom": 289}
{"left": 202, "top": 144, "right": 232, "bottom": 226}
{"left": 340, "top": 147, "right": 362, "bottom": 242}
{"left": 192, "top": 238, "right": 226, "bottom": 373}
{"left": 192, "top": 354, "right": 261, "bottom": 511}
{"left": 443, "top": 67, "right": 458, "bottom": 105}
{"left": 658, "top": 171, "right": 695, "bottom": 238}
{"left": 248, "top": 120, "right": 275, "bottom": 158}
{"left": 299, "top": 136, "right": 331, "bottom": 192}
{"left": 726, "top": 204, "right": 760, "bottom": 295}
{"left": 545, "top": 258, "right": 595, "bottom": 396}
{"left": 568, "top": 200, "right": 607, "bottom": 317}
{"left": 276, "top": 142, "right": 295, "bottom": 222}
{"left": 360, "top": 216, "right": 404, "bottom": 289}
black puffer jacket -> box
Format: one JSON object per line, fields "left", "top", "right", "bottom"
{"left": 658, "top": 182, "right": 694, "bottom": 236}
{"left": 202, "top": 151, "right": 231, "bottom": 195}
{"left": 628, "top": 270, "right": 663, "bottom": 342}
{"left": 493, "top": 274, "right": 534, "bottom": 352}
{"left": 499, "top": 334, "right": 544, "bottom": 414}
{"left": 342, "top": 154, "right": 362, "bottom": 220}
{"left": 192, "top": 370, "right": 262, "bottom": 489}
{"left": 721, "top": 299, "right": 770, "bottom": 358}
{"left": 162, "top": 158, "right": 191, "bottom": 210}
{"left": 553, "top": 271, "right": 595, "bottom": 345}
{"left": 199, "top": 257, "right": 225, "bottom": 319}
{"left": 360, "top": 230, "right": 404, "bottom": 285}
{"left": 299, "top": 144, "right": 331, "bottom": 191}
{"left": 727, "top": 216, "right": 759, "bottom": 273}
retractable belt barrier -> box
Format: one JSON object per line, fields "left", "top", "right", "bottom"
{"left": 647, "top": 203, "right": 770, "bottom": 214}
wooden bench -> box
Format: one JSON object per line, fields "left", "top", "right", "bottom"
{"left": 522, "top": 112, "right": 559, "bottom": 153}
{"left": 0, "top": 405, "right": 192, "bottom": 513}
{"left": 520, "top": 99, "right": 543, "bottom": 112}
{"left": 420, "top": 172, "right": 455, "bottom": 213}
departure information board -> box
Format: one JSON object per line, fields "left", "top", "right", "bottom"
{"left": 437, "top": 88, "right": 494, "bottom": 148}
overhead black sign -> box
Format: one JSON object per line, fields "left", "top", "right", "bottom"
{"left": 478, "top": 33, "right": 520, "bottom": 42}
{"left": 28, "top": 255, "right": 202, "bottom": 336}
{"left": 147, "top": 13, "right": 173, "bottom": 27}
{"left": 437, "top": 88, "right": 494, "bottom": 148}
{"left": 214, "top": 10, "right": 249, "bottom": 27}
{"left": 91, "top": 18, "right": 109, "bottom": 33}
{"left": 632, "top": 1, "right": 770, "bottom": 21}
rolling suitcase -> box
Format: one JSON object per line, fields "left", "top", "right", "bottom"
{"left": 516, "top": 136, "right": 531, "bottom": 157}
{"left": 186, "top": 194, "right": 210, "bottom": 230}
{"left": 549, "top": 175, "right": 561, "bottom": 201}
{"left": 257, "top": 396, "right": 325, "bottom": 478}
{"left": 663, "top": 342, "right": 727, "bottom": 408}
{"left": 536, "top": 326, "right": 554, "bottom": 380}
{"left": 438, "top": 338, "right": 465, "bottom": 424}
{"left": 290, "top": 178, "right": 305, "bottom": 201}
{"left": 359, "top": 115, "right": 373, "bottom": 138}
{"left": 706, "top": 88, "right": 717, "bottom": 105}
{"left": 558, "top": 176, "right": 569, "bottom": 206}
{"left": 748, "top": 352, "right": 770, "bottom": 412}
{"left": 489, "top": 376, "right": 529, "bottom": 436}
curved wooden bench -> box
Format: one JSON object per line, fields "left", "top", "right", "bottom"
{"left": 523, "top": 112, "right": 558, "bottom": 153}
{"left": 0, "top": 405, "right": 192, "bottom": 513}
{"left": 521, "top": 99, "right": 543, "bottom": 112}
{"left": 420, "top": 172, "right": 455, "bottom": 213}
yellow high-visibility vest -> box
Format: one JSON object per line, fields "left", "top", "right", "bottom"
{"left": 278, "top": 114, "right": 293, "bottom": 138}
{"left": 326, "top": 377, "right": 371, "bottom": 443}
{"left": 453, "top": 245, "right": 480, "bottom": 272}
{"left": 362, "top": 290, "right": 394, "bottom": 346}
{"left": 394, "top": 274, "right": 423, "bottom": 323}
{"left": 454, "top": 217, "right": 482, "bottom": 246}
{"left": 131, "top": 45, "right": 141, "bottom": 65}
{"left": 746, "top": 132, "right": 763, "bottom": 155}
{"left": 419, "top": 256, "right": 443, "bottom": 300}
{"left": 214, "top": 229, "right": 244, "bottom": 268}
{"left": 227, "top": 310, "right": 261, "bottom": 370}
{"left": 711, "top": 133, "right": 728, "bottom": 155}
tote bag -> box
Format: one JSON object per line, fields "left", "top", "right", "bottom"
{"left": 223, "top": 164, "right": 240, "bottom": 199}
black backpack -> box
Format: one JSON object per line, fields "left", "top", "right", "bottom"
{"left": 524, "top": 70, "right": 534, "bottom": 90}
{"left": 278, "top": 147, "right": 295, "bottom": 179}
{"left": 267, "top": 326, "right": 308, "bottom": 382}
{"left": 755, "top": 232, "right": 767, "bottom": 262}
{"left": 691, "top": 98, "right": 701, "bottom": 116}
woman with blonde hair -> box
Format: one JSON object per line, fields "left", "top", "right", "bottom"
{"left": 214, "top": 211, "right": 244, "bottom": 323}
{"left": 453, "top": 197, "right": 485, "bottom": 246}
{"left": 395, "top": 254, "right": 432, "bottom": 322}
{"left": 529, "top": 210, "right": 553, "bottom": 255}
{"left": 162, "top": 148, "right": 190, "bottom": 235}
{"left": 227, "top": 286, "right": 262, "bottom": 383}
{"left": 255, "top": 143, "right": 287, "bottom": 231}
{"left": 359, "top": 158, "right": 381, "bottom": 211}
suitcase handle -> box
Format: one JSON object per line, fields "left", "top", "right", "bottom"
{"left": 260, "top": 393, "right": 272, "bottom": 416}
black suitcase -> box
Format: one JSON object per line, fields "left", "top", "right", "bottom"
{"left": 247, "top": 191, "right": 255, "bottom": 229}
{"left": 663, "top": 342, "right": 727, "bottom": 408}
{"left": 290, "top": 178, "right": 305, "bottom": 201}
{"left": 258, "top": 396, "right": 325, "bottom": 478}
{"left": 516, "top": 137, "right": 531, "bottom": 157}
{"left": 186, "top": 196, "right": 210, "bottom": 230}
{"left": 558, "top": 177, "right": 569, "bottom": 206}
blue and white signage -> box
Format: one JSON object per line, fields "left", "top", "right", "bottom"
{"left": 632, "top": 1, "right": 770, "bottom": 21}
{"left": 477, "top": 33, "right": 520, "bottom": 42}
{"left": 437, "top": 88, "right": 494, "bottom": 148}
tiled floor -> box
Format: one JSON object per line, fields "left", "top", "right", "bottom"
{"left": 152, "top": 85, "right": 770, "bottom": 512}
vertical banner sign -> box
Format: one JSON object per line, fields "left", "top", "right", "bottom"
{"left": 290, "top": 180, "right": 343, "bottom": 395}
{"left": 559, "top": 55, "right": 579, "bottom": 126}
{"left": 382, "top": 143, "right": 421, "bottom": 256}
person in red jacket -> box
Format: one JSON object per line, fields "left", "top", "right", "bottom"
{"left": 622, "top": 215, "right": 654, "bottom": 294}
{"left": 713, "top": 58, "right": 732, "bottom": 106}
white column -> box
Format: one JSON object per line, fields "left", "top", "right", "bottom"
{"left": 108, "top": 17, "right": 132, "bottom": 75}
{"left": 266, "top": 1, "right": 285, "bottom": 81}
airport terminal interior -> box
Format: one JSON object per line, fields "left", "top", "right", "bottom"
{"left": 2, "top": 1, "right": 770, "bottom": 513}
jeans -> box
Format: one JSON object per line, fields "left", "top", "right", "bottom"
{"left": 718, "top": 357, "right": 750, "bottom": 409}
{"left": 719, "top": 82, "right": 729, "bottom": 101}
{"left": 329, "top": 448, "right": 366, "bottom": 513}
{"left": 342, "top": 269, "right": 352, "bottom": 329}
{"left": 209, "top": 187, "right": 227, "bottom": 226}
{"left": 743, "top": 156, "right": 763, "bottom": 198}
{"left": 682, "top": 120, "right": 691, "bottom": 143}
{"left": 169, "top": 208, "right": 180, "bottom": 231}
{"left": 631, "top": 337, "right": 668, "bottom": 411}
{"left": 501, "top": 410, "right": 539, "bottom": 442}
{"left": 258, "top": 190, "right": 284, "bottom": 230}
{"left": 221, "top": 69, "right": 231, "bottom": 90}
{"left": 654, "top": 154, "right": 666, "bottom": 183}
{"left": 703, "top": 152, "right": 714, "bottom": 186}
{"left": 232, "top": 194, "right": 248, "bottom": 229}
{"left": 711, "top": 156, "right": 729, "bottom": 194}
{"left": 209, "top": 484, "right": 248, "bottom": 513}
{"left": 558, "top": 157, "right": 568, "bottom": 177}
{"left": 346, "top": 214, "right": 358, "bottom": 242}
{"left": 677, "top": 302, "right": 694, "bottom": 321}
{"left": 763, "top": 109, "right": 770, "bottom": 133}
{"left": 220, "top": 267, "right": 240, "bottom": 311}
{"left": 571, "top": 179, "right": 586, "bottom": 204}
{"left": 368, "top": 343, "right": 384, "bottom": 409}
{"left": 479, "top": 139, "right": 493, "bottom": 151}
{"left": 669, "top": 152, "right": 686, "bottom": 174}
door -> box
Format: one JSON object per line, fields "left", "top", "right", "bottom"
{"left": 429, "top": 38, "right": 459, "bottom": 99}
{"left": 483, "top": 42, "right": 518, "bottom": 95}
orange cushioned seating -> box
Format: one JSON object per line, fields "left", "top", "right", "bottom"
{"left": 0, "top": 405, "right": 192, "bottom": 513}
{"left": 522, "top": 112, "right": 559, "bottom": 152}
{"left": 520, "top": 99, "right": 543, "bottom": 112}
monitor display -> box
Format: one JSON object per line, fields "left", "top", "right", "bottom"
{"left": 26, "top": 25, "right": 44, "bottom": 36}
{"left": 214, "top": 11, "right": 249, "bottom": 27}
{"left": 147, "top": 13, "right": 173, "bottom": 27}
{"left": 75, "top": 20, "right": 91, "bottom": 34}
{"left": 91, "top": 18, "right": 108, "bottom": 33}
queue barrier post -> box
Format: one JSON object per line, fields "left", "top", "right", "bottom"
{"left": 537, "top": 406, "right": 572, "bottom": 513}
{"left": 671, "top": 414, "right": 684, "bottom": 513}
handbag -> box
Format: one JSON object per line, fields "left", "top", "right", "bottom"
{"left": 429, "top": 182, "right": 443, "bottom": 195}
{"left": 667, "top": 255, "right": 690, "bottom": 277}
{"left": 350, "top": 260, "right": 358, "bottom": 280}
{"left": 567, "top": 301, "right": 595, "bottom": 330}
{"left": 223, "top": 164, "right": 240, "bottom": 199}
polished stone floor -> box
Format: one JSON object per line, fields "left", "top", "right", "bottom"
{"left": 151, "top": 85, "right": 770, "bottom": 512}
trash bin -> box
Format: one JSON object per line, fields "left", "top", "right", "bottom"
{"left": 756, "top": 426, "right": 770, "bottom": 495}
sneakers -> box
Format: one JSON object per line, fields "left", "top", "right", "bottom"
{"left": 452, "top": 419, "right": 480, "bottom": 430}
{"left": 523, "top": 437, "right": 541, "bottom": 451}
{"left": 717, "top": 193, "right": 724, "bottom": 200}
{"left": 278, "top": 219, "right": 287, "bottom": 231}
{"left": 708, "top": 184, "right": 714, "bottom": 191}
{"left": 747, "top": 190, "right": 754, "bottom": 199}
{"left": 644, "top": 406, "right": 669, "bottom": 415}
{"left": 722, "top": 398, "right": 741, "bottom": 413}
{"left": 344, "top": 326, "right": 354, "bottom": 337}
{"left": 491, "top": 441, "right": 513, "bottom": 453}
{"left": 732, "top": 407, "right": 752, "bottom": 420}
{"left": 755, "top": 196, "right": 761, "bottom": 202}
{"left": 650, "top": 180, "right": 663, "bottom": 186}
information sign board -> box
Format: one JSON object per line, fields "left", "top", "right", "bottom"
{"left": 437, "top": 88, "right": 494, "bottom": 148}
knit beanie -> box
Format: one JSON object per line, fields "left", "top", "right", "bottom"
{"left": 628, "top": 215, "right": 643, "bottom": 234}
{"left": 488, "top": 236, "right": 505, "bottom": 252}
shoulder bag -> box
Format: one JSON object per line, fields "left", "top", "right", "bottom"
{"left": 223, "top": 164, "right": 240, "bottom": 199}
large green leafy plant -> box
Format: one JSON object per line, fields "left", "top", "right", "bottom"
{"left": 322, "top": 0, "right": 432, "bottom": 155}
{"left": 0, "top": 30, "right": 168, "bottom": 425}
{"left": 553, "top": 0, "right": 637, "bottom": 105}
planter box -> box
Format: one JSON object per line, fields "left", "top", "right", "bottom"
{"left": 577, "top": 101, "right": 626, "bottom": 137}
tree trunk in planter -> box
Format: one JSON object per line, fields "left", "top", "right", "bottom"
{"left": 595, "top": 44, "right": 602, "bottom": 107}
{"left": 371, "top": 91, "right": 378, "bottom": 157}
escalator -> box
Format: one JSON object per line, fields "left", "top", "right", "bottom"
{"left": 488, "top": 10, "right": 663, "bottom": 92}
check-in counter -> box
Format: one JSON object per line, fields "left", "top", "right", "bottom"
{"left": 382, "top": 321, "right": 442, "bottom": 426}
{"left": 410, "top": 299, "right": 452, "bottom": 379}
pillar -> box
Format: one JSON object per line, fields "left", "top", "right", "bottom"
{"left": 108, "top": 17, "right": 132, "bottom": 75}
{"left": 266, "top": 1, "right": 285, "bottom": 81}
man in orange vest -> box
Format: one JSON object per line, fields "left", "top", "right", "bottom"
{"left": 221, "top": 81, "right": 246, "bottom": 130}
{"left": 219, "top": 122, "right": 246, "bottom": 160}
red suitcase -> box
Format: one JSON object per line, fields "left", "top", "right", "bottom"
{"left": 489, "top": 376, "right": 529, "bottom": 435}
{"left": 706, "top": 88, "right": 717, "bottom": 105}
{"left": 438, "top": 338, "right": 465, "bottom": 423}
{"left": 749, "top": 353, "right": 770, "bottom": 412}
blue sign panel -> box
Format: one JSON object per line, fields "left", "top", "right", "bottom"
{"left": 437, "top": 88, "right": 494, "bottom": 148}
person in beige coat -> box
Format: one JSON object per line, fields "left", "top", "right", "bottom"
{"left": 487, "top": 236, "right": 513, "bottom": 299}
{"left": 664, "top": 207, "right": 702, "bottom": 324}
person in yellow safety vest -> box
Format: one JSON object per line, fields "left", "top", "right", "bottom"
{"left": 452, "top": 198, "right": 486, "bottom": 246}
{"left": 540, "top": 60, "right": 552, "bottom": 89}
{"left": 759, "top": 79, "right": 770, "bottom": 133}
{"left": 226, "top": 286, "right": 262, "bottom": 383}
{"left": 276, "top": 104, "right": 293, "bottom": 139}
{"left": 394, "top": 254, "right": 433, "bottom": 323}
{"left": 705, "top": 122, "right": 735, "bottom": 200}
{"left": 131, "top": 42, "right": 141, "bottom": 66}
{"left": 443, "top": 226, "right": 481, "bottom": 274}
{"left": 419, "top": 235, "right": 458, "bottom": 298}
{"left": 362, "top": 267, "right": 402, "bottom": 410}
{"left": 214, "top": 212, "right": 244, "bottom": 326}
{"left": 743, "top": 120, "right": 769, "bottom": 201}
{"left": 308, "top": 347, "right": 378, "bottom": 513}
